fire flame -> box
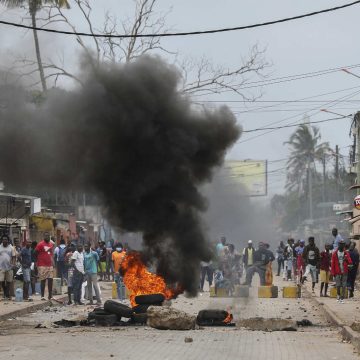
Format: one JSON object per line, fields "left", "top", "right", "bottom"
{"left": 120, "top": 251, "right": 182, "bottom": 307}
{"left": 223, "top": 312, "right": 233, "bottom": 324}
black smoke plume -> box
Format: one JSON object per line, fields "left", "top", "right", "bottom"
{"left": 0, "top": 56, "right": 241, "bottom": 294}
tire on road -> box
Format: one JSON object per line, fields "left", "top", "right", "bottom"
{"left": 93, "top": 313, "right": 118, "bottom": 326}
{"left": 88, "top": 310, "right": 112, "bottom": 320}
{"left": 131, "top": 313, "right": 148, "bottom": 324}
{"left": 132, "top": 304, "right": 150, "bottom": 314}
{"left": 134, "top": 294, "right": 165, "bottom": 305}
{"left": 197, "top": 310, "right": 228, "bottom": 322}
{"left": 104, "top": 300, "right": 134, "bottom": 318}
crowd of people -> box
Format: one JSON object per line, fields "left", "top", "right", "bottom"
{"left": 0, "top": 231, "right": 128, "bottom": 304}
{"left": 275, "top": 228, "right": 360, "bottom": 302}
{"left": 200, "top": 237, "right": 275, "bottom": 295}
{"left": 200, "top": 228, "right": 360, "bottom": 303}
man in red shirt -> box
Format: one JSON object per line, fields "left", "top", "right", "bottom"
{"left": 331, "top": 239, "right": 352, "bottom": 303}
{"left": 35, "top": 232, "right": 54, "bottom": 300}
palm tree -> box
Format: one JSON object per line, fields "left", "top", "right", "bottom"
{"left": 284, "top": 123, "right": 330, "bottom": 192}
{"left": 1, "top": 0, "right": 70, "bottom": 92}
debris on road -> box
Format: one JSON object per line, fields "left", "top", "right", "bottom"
{"left": 237, "top": 317, "right": 297, "bottom": 331}
{"left": 147, "top": 305, "right": 196, "bottom": 330}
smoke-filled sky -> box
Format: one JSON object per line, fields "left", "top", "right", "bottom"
{"left": 1, "top": 0, "right": 359, "bottom": 195}
{"left": 0, "top": 55, "right": 240, "bottom": 294}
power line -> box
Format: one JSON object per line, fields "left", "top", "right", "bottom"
{"left": 237, "top": 88, "right": 360, "bottom": 144}
{"left": 0, "top": 1, "right": 359, "bottom": 38}
{"left": 196, "top": 85, "right": 360, "bottom": 114}
{"left": 242, "top": 116, "right": 349, "bottom": 133}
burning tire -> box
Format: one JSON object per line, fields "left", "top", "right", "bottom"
{"left": 93, "top": 313, "right": 118, "bottom": 326}
{"left": 135, "top": 294, "right": 165, "bottom": 305}
{"left": 104, "top": 300, "right": 133, "bottom": 318}
{"left": 132, "top": 303, "right": 162, "bottom": 314}
{"left": 132, "top": 304, "right": 150, "bottom": 314}
{"left": 131, "top": 313, "right": 148, "bottom": 324}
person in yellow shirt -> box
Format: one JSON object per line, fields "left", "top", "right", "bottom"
{"left": 112, "top": 243, "right": 126, "bottom": 301}
{"left": 242, "top": 240, "right": 254, "bottom": 275}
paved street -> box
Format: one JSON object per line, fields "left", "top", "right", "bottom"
{"left": 0, "top": 278, "right": 358, "bottom": 360}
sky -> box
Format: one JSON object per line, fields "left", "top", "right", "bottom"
{"left": 1, "top": 0, "right": 359, "bottom": 196}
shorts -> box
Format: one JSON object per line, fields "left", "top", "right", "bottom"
{"left": 0, "top": 269, "right": 13, "bottom": 282}
{"left": 304, "top": 264, "right": 317, "bottom": 283}
{"left": 23, "top": 268, "right": 31, "bottom": 283}
{"left": 37, "top": 266, "right": 54, "bottom": 281}
{"left": 335, "top": 274, "right": 347, "bottom": 288}
{"left": 98, "top": 262, "right": 106, "bottom": 273}
{"left": 320, "top": 270, "right": 330, "bottom": 283}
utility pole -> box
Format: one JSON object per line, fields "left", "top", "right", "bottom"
{"left": 356, "top": 112, "right": 360, "bottom": 195}
{"left": 335, "top": 145, "right": 339, "bottom": 201}
{"left": 308, "top": 163, "right": 313, "bottom": 220}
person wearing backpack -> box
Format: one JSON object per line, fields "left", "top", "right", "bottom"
{"left": 54, "top": 238, "right": 67, "bottom": 286}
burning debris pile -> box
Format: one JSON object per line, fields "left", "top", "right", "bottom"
{"left": 84, "top": 252, "right": 235, "bottom": 329}
{"left": 120, "top": 252, "right": 182, "bottom": 307}
{"left": 0, "top": 55, "right": 241, "bottom": 294}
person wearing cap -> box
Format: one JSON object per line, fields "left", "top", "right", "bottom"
{"left": 331, "top": 239, "right": 352, "bottom": 303}
{"left": 320, "top": 243, "right": 331, "bottom": 297}
{"left": 242, "top": 240, "right": 254, "bottom": 274}
{"left": 301, "top": 237, "right": 320, "bottom": 294}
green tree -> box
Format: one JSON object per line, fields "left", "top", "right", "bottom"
{"left": 1, "top": 0, "right": 69, "bottom": 92}
{"left": 285, "top": 124, "right": 330, "bottom": 192}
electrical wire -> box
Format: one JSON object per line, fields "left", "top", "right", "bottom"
{"left": 0, "top": 1, "right": 359, "bottom": 38}
{"left": 242, "top": 116, "right": 349, "bottom": 133}
{"left": 237, "top": 88, "right": 360, "bottom": 144}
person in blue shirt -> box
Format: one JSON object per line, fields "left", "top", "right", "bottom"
{"left": 83, "top": 243, "right": 101, "bottom": 305}
{"left": 332, "top": 228, "right": 343, "bottom": 251}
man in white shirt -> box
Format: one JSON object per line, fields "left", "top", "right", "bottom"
{"left": 71, "top": 245, "right": 85, "bottom": 305}
{"left": 0, "top": 235, "right": 16, "bottom": 300}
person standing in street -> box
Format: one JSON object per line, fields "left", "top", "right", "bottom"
{"left": 332, "top": 228, "right": 343, "bottom": 251}
{"left": 242, "top": 240, "right": 255, "bottom": 274}
{"left": 54, "top": 238, "right": 67, "bottom": 286}
{"left": 65, "top": 244, "right": 75, "bottom": 305}
{"left": 331, "top": 239, "right": 352, "bottom": 303}
{"left": 295, "top": 239, "right": 305, "bottom": 284}
{"left": 284, "top": 239, "right": 294, "bottom": 281}
{"left": 347, "top": 242, "right": 359, "bottom": 298}
{"left": 71, "top": 245, "right": 85, "bottom": 305}
{"left": 98, "top": 241, "right": 107, "bottom": 281}
{"left": 20, "top": 239, "right": 33, "bottom": 301}
{"left": 0, "top": 235, "right": 16, "bottom": 300}
{"left": 319, "top": 243, "right": 331, "bottom": 297}
{"left": 35, "top": 232, "right": 54, "bottom": 300}
{"left": 83, "top": 243, "right": 101, "bottom": 305}
{"left": 216, "top": 236, "right": 227, "bottom": 258}
{"left": 301, "top": 237, "right": 320, "bottom": 294}
{"left": 244, "top": 242, "right": 272, "bottom": 286}
{"left": 276, "top": 241, "right": 285, "bottom": 276}
{"left": 112, "top": 243, "right": 126, "bottom": 301}
{"left": 200, "top": 260, "right": 213, "bottom": 292}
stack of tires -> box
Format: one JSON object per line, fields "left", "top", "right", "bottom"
{"left": 88, "top": 294, "right": 165, "bottom": 326}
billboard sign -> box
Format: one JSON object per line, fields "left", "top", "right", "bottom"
{"left": 223, "top": 160, "right": 267, "bottom": 196}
